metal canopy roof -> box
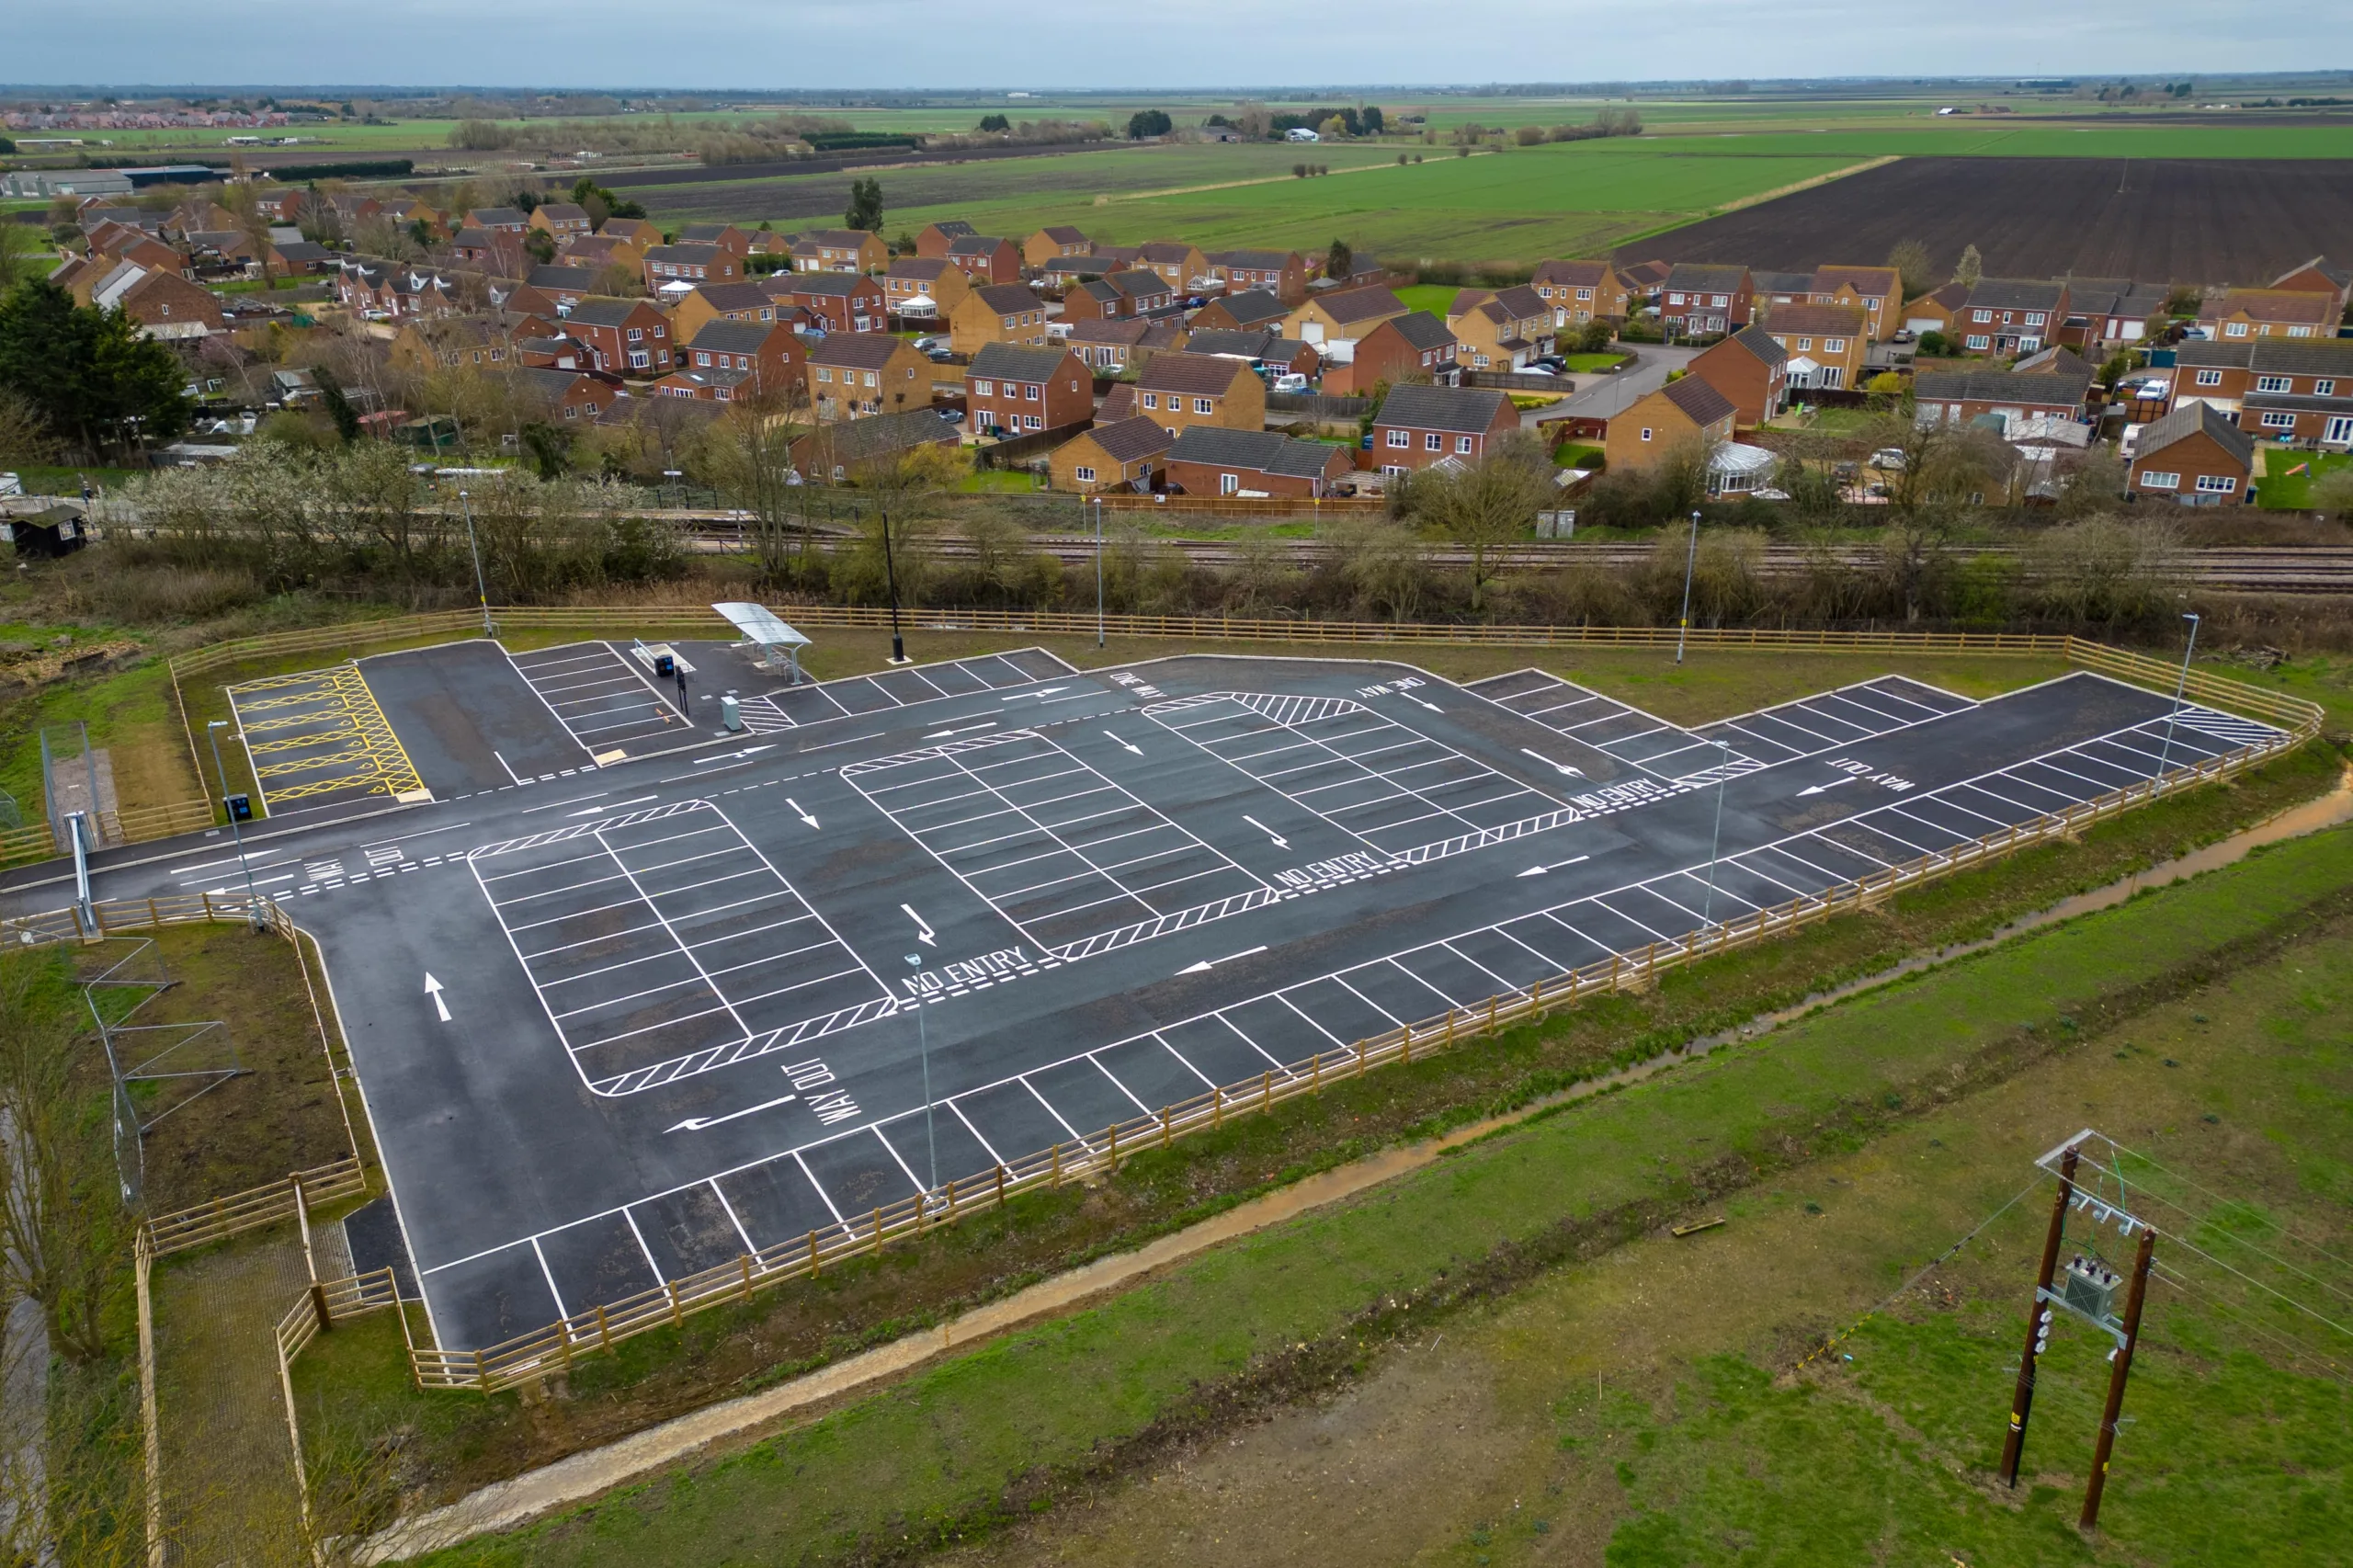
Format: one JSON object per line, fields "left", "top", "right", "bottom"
{"left": 712, "top": 602, "right": 811, "bottom": 648}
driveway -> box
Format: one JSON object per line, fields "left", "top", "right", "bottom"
{"left": 1525, "top": 342, "right": 1702, "bottom": 429}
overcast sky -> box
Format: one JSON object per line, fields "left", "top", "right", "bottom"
{"left": 7, "top": 3, "right": 2349, "bottom": 91}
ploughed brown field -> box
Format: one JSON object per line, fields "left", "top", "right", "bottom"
{"left": 1619, "top": 157, "right": 2353, "bottom": 287}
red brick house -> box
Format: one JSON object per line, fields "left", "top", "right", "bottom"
{"left": 1166, "top": 426, "right": 1352, "bottom": 497}
{"left": 517, "top": 367, "right": 615, "bottom": 421}
{"left": 2189, "top": 340, "right": 2353, "bottom": 447}
{"left": 1660, "top": 264, "right": 1752, "bottom": 336}
{"left": 2130, "top": 402, "right": 2254, "bottom": 505}
{"left": 2267, "top": 256, "right": 2351, "bottom": 322}
{"left": 1024, "top": 225, "right": 1092, "bottom": 267}
{"left": 1134, "top": 241, "right": 1210, "bottom": 293}
{"left": 1132, "top": 352, "right": 1266, "bottom": 437}
{"left": 946, "top": 234, "right": 1023, "bottom": 285}
{"left": 1207, "top": 249, "right": 1307, "bottom": 304}
{"left": 915, "top": 221, "right": 977, "bottom": 258}
{"left": 681, "top": 319, "right": 807, "bottom": 399}
{"left": 967, "top": 343, "right": 1093, "bottom": 436}
{"left": 1190, "top": 289, "right": 1289, "bottom": 333}
{"left": 649, "top": 365, "right": 752, "bottom": 402}
{"left": 1067, "top": 316, "right": 1186, "bottom": 372}
{"left": 563, "top": 296, "right": 675, "bottom": 377}
{"left": 1369, "top": 383, "right": 1518, "bottom": 472}
{"left": 1953, "top": 279, "right": 2071, "bottom": 355}
{"left": 792, "top": 229, "right": 889, "bottom": 273}
{"left": 1048, "top": 415, "right": 1172, "bottom": 494}
{"left": 2198, "top": 289, "right": 2338, "bottom": 342}
{"left": 1913, "top": 366, "right": 2094, "bottom": 427}
{"left": 92, "top": 262, "right": 222, "bottom": 340}
{"left": 1687, "top": 325, "right": 1790, "bottom": 426}
{"left": 763, "top": 272, "right": 887, "bottom": 335}
{"left": 1324, "top": 311, "right": 1459, "bottom": 396}
{"left": 1061, "top": 269, "right": 1176, "bottom": 324}
{"left": 642, "top": 243, "right": 744, "bottom": 295}
{"left": 677, "top": 222, "right": 754, "bottom": 255}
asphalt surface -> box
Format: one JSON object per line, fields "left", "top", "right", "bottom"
{"left": 1, "top": 641, "right": 2284, "bottom": 1351}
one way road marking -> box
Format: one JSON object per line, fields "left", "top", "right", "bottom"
{"left": 425, "top": 972, "right": 450, "bottom": 1022}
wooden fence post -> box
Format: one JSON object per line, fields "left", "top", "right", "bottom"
{"left": 1160, "top": 1108, "right": 1172, "bottom": 1148}
{"left": 739, "top": 1255, "right": 754, "bottom": 1303}
{"left": 1261, "top": 1069, "right": 1272, "bottom": 1111}
{"left": 1213, "top": 1087, "right": 1223, "bottom": 1128}
{"left": 666, "top": 1281, "right": 683, "bottom": 1326}
{"left": 1051, "top": 1143, "right": 1062, "bottom": 1186}
{"left": 995, "top": 1164, "right": 1006, "bottom": 1204}
{"left": 870, "top": 1207, "right": 881, "bottom": 1254}
{"left": 597, "top": 1303, "right": 612, "bottom": 1351}
{"left": 1107, "top": 1124, "right": 1119, "bottom": 1172}
{"left": 807, "top": 1231, "right": 820, "bottom": 1278}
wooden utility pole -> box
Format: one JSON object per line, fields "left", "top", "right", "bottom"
{"left": 2000, "top": 1143, "right": 2079, "bottom": 1486}
{"left": 2080, "top": 1225, "right": 2157, "bottom": 1531}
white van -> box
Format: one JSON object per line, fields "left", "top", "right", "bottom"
{"left": 1285, "top": 128, "right": 1321, "bottom": 142}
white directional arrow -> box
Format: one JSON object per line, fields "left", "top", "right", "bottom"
{"left": 1177, "top": 944, "right": 1268, "bottom": 975}
{"left": 1241, "top": 814, "right": 1289, "bottom": 849}
{"left": 424, "top": 972, "right": 450, "bottom": 1022}
{"left": 1519, "top": 747, "right": 1586, "bottom": 778}
{"left": 903, "top": 903, "right": 937, "bottom": 946}
{"left": 694, "top": 744, "right": 773, "bottom": 766}
{"left": 1001, "top": 687, "right": 1069, "bottom": 702}
{"left": 1409, "top": 695, "right": 1443, "bottom": 711}
{"left": 923, "top": 722, "right": 998, "bottom": 740}
{"left": 786, "top": 796, "right": 819, "bottom": 829}
{"left": 665, "top": 1093, "right": 798, "bottom": 1134}
{"left": 1103, "top": 730, "right": 1144, "bottom": 756}
{"left": 1517, "top": 854, "right": 1591, "bottom": 878}
{"left": 1798, "top": 777, "right": 1858, "bottom": 798}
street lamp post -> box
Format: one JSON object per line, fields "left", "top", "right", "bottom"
{"left": 905, "top": 954, "right": 937, "bottom": 1197}
{"left": 458, "top": 488, "right": 492, "bottom": 637}
{"left": 2154, "top": 611, "right": 2201, "bottom": 781}
{"left": 1676, "top": 507, "right": 1700, "bottom": 665}
{"left": 1702, "top": 739, "right": 1732, "bottom": 929}
{"left": 1092, "top": 495, "right": 1105, "bottom": 650}
{"left": 881, "top": 507, "right": 908, "bottom": 665}
{"left": 205, "top": 720, "right": 266, "bottom": 931}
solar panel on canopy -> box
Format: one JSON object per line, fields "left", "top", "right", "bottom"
{"left": 712, "top": 602, "right": 811, "bottom": 649}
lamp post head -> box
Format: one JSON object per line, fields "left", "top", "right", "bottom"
{"left": 208, "top": 719, "right": 226, "bottom": 730}
{"left": 905, "top": 954, "right": 921, "bottom": 967}
{"left": 2183, "top": 611, "right": 2200, "bottom": 625}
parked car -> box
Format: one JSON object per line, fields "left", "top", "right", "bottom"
{"left": 1515, "top": 366, "right": 1557, "bottom": 378}
{"left": 1531, "top": 355, "right": 1565, "bottom": 371}
{"left": 1270, "top": 371, "right": 1309, "bottom": 393}
{"left": 1868, "top": 448, "right": 1907, "bottom": 470}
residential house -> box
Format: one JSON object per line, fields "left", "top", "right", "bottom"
{"left": 1190, "top": 289, "right": 1289, "bottom": 333}
{"left": 2184, "top": 340, "right": 2353, "bottom": 446}
{"left": 2266, "top": 257, "right": 2352, "bottom": 323}
{"left": 1165, "top": 426, "right": 1351, "bottom": 498}
{"left": 522, "top": 264, "right": 598, "bottom": 313}
{"left": 1529, "top": 258, "right": 1629, "bottom": 326}
{"left": 1953, "top": 279, "right": 2070, "bottom": 354}
{"left": 1067, "top": 316, "right": 1185, "bottom": 372}
{"left": 1369, "top": 383, "right": 1519, "bottom": 473}
{"left": 1184, "top": 328, "right": 1315, "bottom": 378}
{"left": 511, "top": 325, "right": 590, "bottom": 371}
{"left": 1617, "top": 258, "right": 1672, "bottom": 301}
{"left": 1603, "top": 378, "right": 1737, "bottom": 473}
{"left": 967, "top": 343, "right": 1093, "bottom": 436}
{"left": 1131, "top": 352, "right": 1266, "bottom": 437}
{"left": 1061, "top": 269, "right": 1176, "bottom": 324}
{"left": 1037, "top": 255, "right": 1109, "bottom": 290}
{"left": 665, "top": 280, "right": 780, "bottom": 347}
{"left": 602, "top": 216, "right": 664, "bottom": 251}
{"left": 883, "top": 256, "right": 969, "bottom": 316}
{"left": 681, "top": 319, "right": 807, "bottom": 398}
{"left": 529, "top": 202, "right": 593, "bottom": 239}
{"left": 562, "top": 296, "right": 675, "bottom": 377}
{"left": 517, "top": 366, "right": 614, "bottom": 421}
{"left": 642, "top": 243, "right": 744, "bottom": 295}
{"left": 764, "top": 271, "right": 887, "bottom": 335}
{"left": 1688, "top": 326, "right": 1790, "bottom": 425}
{"left": 806, "top": 333, "right": 932, "bottom": 421}
{"left": 790, "top": 407, "right": 961, "bottom": 483}
{"left": 1024, "top": 224, "right": 1092, "bottom": 267}
{"left": 449, "top": 227, "right": 522, "bottom": 274}
{"left": 2198, "top": 289, "right": 2337, "bottom": 341}
{"left": 1912, "top": 366, "right": 2094, "bottom": 428}
{"left": 558, "top": 233, "right": 646, "bottom": 276}
{"left": 388, "top": 314, "right": 514, "bottom": 373}
{"left": 792, "top": 228, "right": 888, "bottom": 273}
{"left": 946, "top": 234, "right": 1023, "bottom": 285}
{"left": 1284, "top": 284, "right": 1409, "bottom": 352}
{"left": 267, "top": 240, "right": 335, "bottom": 276}
{"left": 1207, "top": 249, "right": 1307, "bottom": 304}
{"left": 1903, "top": 280, "right": 1972, "bottom": 338}
{"left": 648, "top": 365, "right": 751, "bottom": 402}
{"left": 1751, "top": 271, "right": 1814, "bottom": 312}
{"left": 1323, "top": 311, "right": 1458, "bottom": 396}
{"left": 1447, "top": 285, "right": 1552, "bottom": 371}
{"left": 1757, "top": 303, "right": 1866, "bottom": 392}
{"left": 1134, "top": 241, "right": 1211, "bottom": 294}
{"left": 1092, "top": 244, "right": 1145, "bottom": 271}
{"left": 90, "top": 261, "right": 222, "bottom": 339}
{"left": 2129, "top": 401, "right": 2255, "bottom": 506}
{"left": 1658, "top": 264, "right": 1752, "bottom": 337}
{"left": 677, "top": 222, "right": 752, "bottom": 255}
{"left": 466, "top": 206, "right": 530, "bottom": 234}
{"left": 1805, "top": 266, "right": 1903, "bottom": 341}
{"left": 915, "top": 220, "right": 978, "bottom": 258}
{"left": 949, "top": 283, "right": 1051, "bottom": 356}
{"left": 1048, "top": 415, "right": 1171, "bottom": 494}
{"left": 2061, "top": 278, "right": 2169, "bottom": 347}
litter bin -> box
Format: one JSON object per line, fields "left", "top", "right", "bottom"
{"left": 654, "top": 652, "right": 676, "bottom": 678}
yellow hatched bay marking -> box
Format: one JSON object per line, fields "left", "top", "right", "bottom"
{"left": 226, "top": 664, "right": 426, "bottom": 808}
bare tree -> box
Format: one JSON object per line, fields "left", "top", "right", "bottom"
{"left": 1405, "top": 431, "right": 1555, "bottom": 613}
{"left": 696, "top": 384, "right": 819, "bottom": 586}
{"left": 1864, "top": 402, "right": 2000, "bottom": 621}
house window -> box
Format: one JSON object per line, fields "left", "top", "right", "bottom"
{"left": 2262, "top": 412, "right": 2298, "bottom": 428}
{"left": 1425, "top": 432, "right": 1442, "bottom": 451}
{"left": 1456, "top": 436, "right": 1473, "bottom": 454}
{"left": 816, "top": 367, "right": 832, "bottom": 382}
{"left": 2196, "top": 474, "right": 2237, "bottom": 494}
{"left": 696, "top": 352, "right": 711, "bottom": 366}
{"left": 627, "top": 327, "right": 642, "bottom": 341}
{"left": 2025, "top": 312, "right": 2045, "bottom": 325}
{"left": 630, "top": 351, "right": 648, "bottom": 368}
{"left": 1025, "top": 415, "right": 1041, "bottom": 430}
{"left": 1972, "top": 310, "right": 1992, "bottom": 323}
{"left": 1640, "top": 427, "right": 1654, "bottom": 442}
{"left": 1221, "top": 473, "right": 1239, "bottom": 494}
{"left": 1797, "top": 338, "right": 1812, "bottom": 353}
{"left": 1026, "top": 384, "right": 1040, "bottom": 401}
{"left": 1711, "top": 294, "right": 1728, "bottom": 307}
{"left": 2195, "top": 369, "right": 2223, "bottom": 387}
{"left": 1194, "top": 397, "right": 1213, "bottom": 415}
{"left": 1386, "top": 429, "right": 1409, "bottom": 449}
{"left": 1576, "top": 288, "right": 1592, "bottom": 301}
{"left": 1668, "top": 292, "right": 1685, "bottom": 305}
{"left": 2140, "top": 471, "right": 2180, "bottom": 489}
{"left": 1966, "top": 335, "right": 1991, "bottom": 350}
{"left": 2320, "top": 380, "right": 2337, "bottom": 397}
{"left": 2225, "top": 322, "right": 2250, "bottom": 337}
{"left": 1074, "top": 465, "right": 1097, "bottom": 483}
{"left": 1825, "top": 338, "right": 1846, "bottom": 352}
{"left": 1142, "top": 392, "right": 1158, "bottom": 409}
{"left": 2257, "top": 376, "right": 2292, "bottom": 392}
{"left": 972, "top": 379, "right": 991, "bottom": 397}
